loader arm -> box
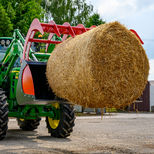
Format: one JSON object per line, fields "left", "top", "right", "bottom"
{"left": 0, "top": 29, "right": 36, "bottom": 87}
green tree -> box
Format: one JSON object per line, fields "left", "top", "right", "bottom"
{"left": 16, "top": 1, "right": 44, "bottom": 35}
{"left": 85, "top": 13, "right": 105, "bottom": 27}
{"left": 0, "top": 4, "right": 13, "bottom": 36}
{"left": 43, "top": 0, "right": 93, "bottom": 25}
{"left": 6, "top": 2, "right": 16, "bottom": 22}
{"left": 0, "top": 0, "right": 104, "bottom": 36}
{"left": 0, "top": 0, "right": 44, "bottom": 35}
{"left": 73, "top": 0, "right": 93, "bottom": 25}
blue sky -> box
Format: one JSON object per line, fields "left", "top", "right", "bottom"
{"left": 87, "top": 0, "right": 154, "bottom": 80}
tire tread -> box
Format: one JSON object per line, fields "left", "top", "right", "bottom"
{"left": 17, "top": 118, "right": 41, "bottom": 131}
{"left": 46, "top": 103, "right": 75, "bottom": 138}
{"left": 0, "top": 89, "right": 8, "bottom": 140}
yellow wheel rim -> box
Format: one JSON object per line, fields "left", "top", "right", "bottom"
{"left": 20, "top": 118, "right": 24, "bottom": 122}
{"left": 48, "top": 102, "right": 60, "bottom": 129}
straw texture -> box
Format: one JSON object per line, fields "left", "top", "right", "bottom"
{"left": 46, "top": 21, "right": 149, "bottom": 108}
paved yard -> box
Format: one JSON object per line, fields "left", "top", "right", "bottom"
{"left": 1, "top": 113, "right": 154, "bottom": 154}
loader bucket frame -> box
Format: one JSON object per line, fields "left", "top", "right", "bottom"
{"left": 23, "top": 18, "right": 96, "bottom": 61}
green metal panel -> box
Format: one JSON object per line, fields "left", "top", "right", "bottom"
{"left": 8, "top": 104, "right": 59, "bottom": 120}
{"left": 16, "top": 60, "right": 35, "bottom": 105}
{"left": 34, "top": 52, "right": 51, "bottom": 61}
{"left": 0, "top": 37, "right": 13, "bottom": 40}
{"left": 9, "top": 67, "right": 20, "bottom": 99}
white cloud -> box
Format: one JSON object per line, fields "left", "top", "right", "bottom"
{"left": 88, "top": 0, "right": 154, "bottom": 21}
{"left": 88, "top": 0, "right": 138, "bottom": 20}
{"left": 149, "top": 59, "right": 154, "bottom": 80}
{"left": 87, "top": 0, "right": 154, "bottom": 60}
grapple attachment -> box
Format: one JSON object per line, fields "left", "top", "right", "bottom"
{"left": 23, "top": 19, "right": 143, "bottom": 61}
{"left": 23, "top": 18, "right": 96, "bottom": 60}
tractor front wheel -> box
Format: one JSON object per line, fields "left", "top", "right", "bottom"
{"left": 0, "top": 89, "right": 8, "bottom": 140}
{"left": 17, "top": 118, "right": 41, "bottom": 131}
{"left": 46, "top": 103, "right": 75, "bottom": 138}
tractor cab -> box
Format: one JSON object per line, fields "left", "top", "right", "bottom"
{"left": 0, "top": 38, "right": 13, "bottom": 61}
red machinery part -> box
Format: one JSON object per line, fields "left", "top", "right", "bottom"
{"left": 130, "top": 29, "right": 144, "bottom": 44}
{"left": 23, "top": 18, "right": 96, "bottom": 60}
{"left": 23, "top": 18, "right": 144, "bottom": 60}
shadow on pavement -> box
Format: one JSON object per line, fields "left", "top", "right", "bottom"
{"left": 37, "top": 135, "right": 71, "bottom": 142}
{"left": 0, "top": 128, "right": 72, "bottom": 154}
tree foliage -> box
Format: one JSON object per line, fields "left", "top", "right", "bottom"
{"left": 0, "top": 0, "right": 105, "bottom": 36}
{"left": 15, "top": 1, "right": 44, "bottom": 35}
{"left": 43, "top": 0, "right": 94, "bottom": 25}
{"left": 0, "top": 0, "right": 44, "bottom": 36}
{"left": 85, "top": 13, "right": 105, "bottom": 27}
{"left": 0, "top": 4, "right": 13, "bottom": 36}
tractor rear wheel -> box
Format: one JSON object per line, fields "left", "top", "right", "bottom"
{"left": 0, "top": 89, "right": 8, "bottom": 140}
{"left": 17, "top": 118, "right": 41, "bottom": 131}
{"left": 46, "top": 103, "right": 75, "bottom": 138}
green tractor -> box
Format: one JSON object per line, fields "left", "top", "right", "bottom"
{"left": 0, "top": 18, "right": 93, "bottom": 140}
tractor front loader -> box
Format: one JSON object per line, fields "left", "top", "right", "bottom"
{"left": 0, "top": 19, "right": 94, "bottom": 140}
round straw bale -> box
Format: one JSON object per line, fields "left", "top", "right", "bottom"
{"left": 46, "top": 21, "right": 149, "bottom": 108}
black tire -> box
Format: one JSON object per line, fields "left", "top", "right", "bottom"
{"left": 0, "top": 89, "right": 8, "bottom": 140}
{"left": 17, "top": 118, "right": 41, "bottom": 131}
{"left": 46, "top": 103, "right": 75, "bottom": 138}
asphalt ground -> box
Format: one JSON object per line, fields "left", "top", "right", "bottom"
{"left": 1, "top": 113, "right": 154, "bottom": 154}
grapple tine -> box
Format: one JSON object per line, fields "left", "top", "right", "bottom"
{"left": 48, "top": 21, "right": 61, "bottom": 37}
{"left": 23, "top": 19, "right": 44, "bottom": 60}
{"left": 62, "top": 22, "right": 75, "bottom": 38}
{"left": 130, "top": 29, "right": 144, "bottom": 44}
